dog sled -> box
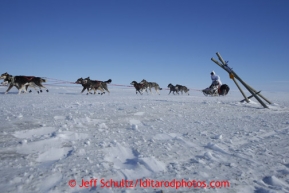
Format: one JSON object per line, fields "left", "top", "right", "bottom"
{"left": 202, "top": 84, "right": 230, "bottom": 97}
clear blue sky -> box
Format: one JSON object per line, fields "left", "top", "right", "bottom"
{"left": 0, "top": 0, "right": 288, "bottom": 91}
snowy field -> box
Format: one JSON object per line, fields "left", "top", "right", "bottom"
{"left": 0, "top": 86, "right": 289, "bottom": 193}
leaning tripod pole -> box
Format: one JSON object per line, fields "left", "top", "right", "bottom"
{"left": 211, "top": 57, "right": 250, "bottom": 103}
{"left": 211, "top": 52, "right": 271, "bottom": 108}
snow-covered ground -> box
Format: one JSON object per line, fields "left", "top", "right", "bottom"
{"left": 0, "top": 86, "right": 289, "bottom": 193}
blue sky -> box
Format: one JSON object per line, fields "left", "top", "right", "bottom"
{"left": 0, "top": 0, "right": 288, "bottom": 91}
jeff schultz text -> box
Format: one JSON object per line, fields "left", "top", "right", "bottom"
{"left": 71, "top": 178, "right": 230, "bottom": 189}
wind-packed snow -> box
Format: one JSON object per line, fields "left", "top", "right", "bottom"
{"left": 0, "top": 86, "right": 289, "bottom": 193}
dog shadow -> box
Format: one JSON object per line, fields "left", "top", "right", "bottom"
{"left": 58, "top": 92, "right": 81, "bottom": 95}
{"left": 0, "top": 91, "right": 19, "bottom": 94}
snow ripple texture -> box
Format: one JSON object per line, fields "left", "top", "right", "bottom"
{"left": 0, "top": 87, "right": 289, "bottom": 193}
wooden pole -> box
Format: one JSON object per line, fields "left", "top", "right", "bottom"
{"left": 211, "top": 58, "right": 249, "bottom": 103}
{"left": 240, "top": 91, "right": 261, "bottom": 102}
{"left": 211, "top": 58, "right": 224, "bottom": 68}
{"left": 229, "top": 71, "right": 268, "bottom": 108}
{"left": 232, "top": 77, "right": 250, "bottom": 103}
{"left": 242, "top": 83, "right": 272, "bottom": 104}
{"left": 211, "top": 53, "right": 269, "bottom": 108}
{"left": 216, "top": 52, "right": 226, "bottom": 65}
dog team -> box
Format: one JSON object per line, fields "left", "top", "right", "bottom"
{"left": 0, "top": 72, "right": 190, "bottom": 95}
{"left": 130, "top": 79, "right": 189, "bottom": 95}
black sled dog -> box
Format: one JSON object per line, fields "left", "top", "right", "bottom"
{"left": 0, "top": 72, "right": 48, "bottom": 94}
{"left": 75, "top": 77, "right": 111, "bottom": 95}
